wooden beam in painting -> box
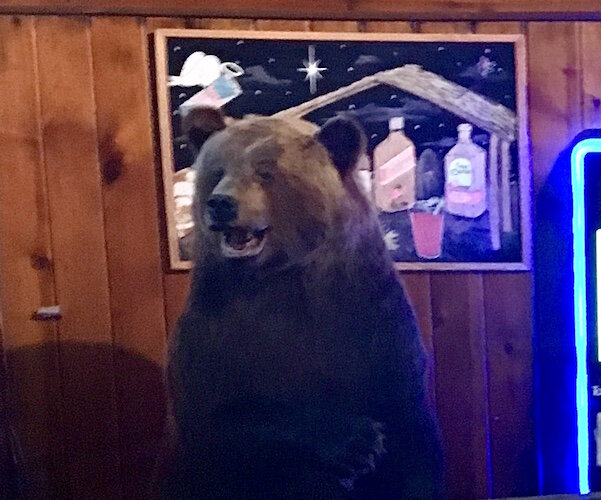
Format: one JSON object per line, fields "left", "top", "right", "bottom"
{"left": 501, "top": 139, "right": 513, "bottom": 232}
{"left": 276, "top": 64, "right": 517, "bottom": 143}
{"left": 489, "top": 133, "right": 501, "bottom": 250}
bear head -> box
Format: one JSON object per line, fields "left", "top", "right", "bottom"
{"left": 182, "top": 107, "right": 368, "bottom": 268}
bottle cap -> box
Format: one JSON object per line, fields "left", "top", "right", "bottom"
{"left": 457, "top": 123, "right": 473, "bottom": 135}
{"left": 389, "top": 116, "right": 405, "bottom": 131}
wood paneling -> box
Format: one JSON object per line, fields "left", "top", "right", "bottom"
{"left": 90, "top": 16, "right": 167, "bottom": 497}
{"left": 528, "top": 22, "right": 582, "bottom": 191}
{"left": 432, "top": 273, "right": 492, "bottom": 500}
{"left": 145, "top": 16, "right": 191, "bottom": 336}
{"left": 35, "top": 16, "right": 122, "bottom": 498}
{"left": 0, "top": 16, "right": 65, "bottom": 496}
{"left": 0, "top": 9, "right": 588, "bottom": 499}
{"left": 3, "top": 1, "right": 601, "bottom": 20}
{"left": 581, "top": 23, "right": 601, "bottom": 129}
{"left": 484, "top": 273, "right": 537, "bottom": 497}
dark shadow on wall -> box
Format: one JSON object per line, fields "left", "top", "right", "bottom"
{"left": 2, "top": 342, "right": 167, "bottom": 499}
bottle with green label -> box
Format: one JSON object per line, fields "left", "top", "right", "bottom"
{"left": 444, "top": 123, "right": 487, "bottom": 218}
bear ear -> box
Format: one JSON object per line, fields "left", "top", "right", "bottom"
{"left": 181, "top": 106, "right": 227, "bottom": 150}
{"left": 316, "top": 115, "right": 367, "bottom": 177}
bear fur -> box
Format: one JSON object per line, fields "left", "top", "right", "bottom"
{"left": 161, "top": 108, "right": 443, "bottom": 499}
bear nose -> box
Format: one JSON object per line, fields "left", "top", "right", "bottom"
{"left": 206, "top": 194, "right": 238, "bottom": 226}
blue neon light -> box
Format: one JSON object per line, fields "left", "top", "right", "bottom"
{"left": 570, "top": 139, "right": 601, "bottom": 495}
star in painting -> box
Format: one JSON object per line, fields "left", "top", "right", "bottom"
{"left": 297, "top": 45, "right": 327, "bottom": 94}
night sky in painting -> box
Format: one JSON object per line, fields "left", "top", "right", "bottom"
{"left": 167, "top": 37, "right": 516, "bottom": 168}
{"left": 164, "top": 35, "right": 523, "bottom": 264}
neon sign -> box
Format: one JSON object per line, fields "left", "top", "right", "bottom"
{"left": 571, "top": 139, "right": 601, "bottom": 494}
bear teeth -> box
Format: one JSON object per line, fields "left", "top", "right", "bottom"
{"left": 221, "top": 227, "right": 267, "bottom": 258}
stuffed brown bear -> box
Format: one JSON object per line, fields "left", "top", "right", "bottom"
{"left": 161, "top": 108, "right": 442, "bottom": 499}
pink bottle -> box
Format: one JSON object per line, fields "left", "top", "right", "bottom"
{"left": 373, "top": 117, "right": 416, "bottom": 213}
{"left": 444, "top": 123, "right": 487, "bottom": 218}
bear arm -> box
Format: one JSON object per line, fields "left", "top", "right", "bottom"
{"left": 213, "top": 400, "right": 386, "bottom": 483}
{"left": 367, "top": 298, "right": 443, "bottom": 498}
{"left": 167, "top": 310, "right": 225, "bottom": 448}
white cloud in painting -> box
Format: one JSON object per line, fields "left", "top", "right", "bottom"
{"left": 353, "top": 54, "right": 383, "bottom": 66}
{"left": 241, "top": 65, "right": 292, "bottom": 87}
{"left": 343, "top": 100, "right": 442, "bottom": 124}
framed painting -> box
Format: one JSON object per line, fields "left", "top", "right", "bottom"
{"left": 154, "top": 29, "right": 530, "bottom": 271}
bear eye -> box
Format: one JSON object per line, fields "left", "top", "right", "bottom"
{"left": 211, "top": 167, "right": 224, "bottom": 183}
{"left": 257, "top": 170, "right": 274, "bottom": 182}
{"left": 255, "top": 159, "right": 276, "bottom": 183}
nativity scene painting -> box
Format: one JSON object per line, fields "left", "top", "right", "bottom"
{"left": 154, "top": 30, "right": 530, "bottom": 271}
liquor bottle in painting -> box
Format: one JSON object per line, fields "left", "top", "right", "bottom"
{"left": 444, "top": 123, "right": 487, "bottom": 218}
{"left": 373, "top": 117, "right": 417, "bottom": 213}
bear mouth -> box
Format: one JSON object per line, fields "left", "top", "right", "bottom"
{"left": 219, "top": 226, "right": 268, "bottom": 258}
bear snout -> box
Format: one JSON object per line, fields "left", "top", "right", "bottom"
{"left": 206, "top": 194, "right": 238, "bottom": 229}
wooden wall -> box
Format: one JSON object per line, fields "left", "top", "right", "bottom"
{"left": 0, "top": 8, "right": 598, "bottom": 499}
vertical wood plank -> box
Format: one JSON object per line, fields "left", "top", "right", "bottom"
{"left": 483, "top": 273, "right": 537, "bottom": 497}
{"left": 476, "top": 20, "right": 538, "bottom": 499}
{"left": 431, "top": 273, "right": 491, "bottom": 500}
{"left": 528, "top": 22, "right": 582, "bottom": 192}
{"left": 422, "top": 20, "right": 491, "bottom": 500}
{"left": 145, "top": 16, "right": 191, "bottom": 336}
{"left": 0, "top": 15, "right": 66, "bottom": 497}
{"left": 35, "top": 16, "right": 121, "bottom": 498}
{"left": 581, "top": 23, "right": 601, "bottom": 129}
{"left": 90, "top": 16, "right": 168, "bottom": 496}
{"left": 90, "top": 18, "right": 166, "bottom": 364}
